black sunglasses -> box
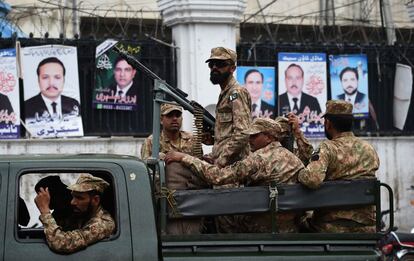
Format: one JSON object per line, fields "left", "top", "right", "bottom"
{"left": 208, "top": 60, "right": 232, "bottom": 69}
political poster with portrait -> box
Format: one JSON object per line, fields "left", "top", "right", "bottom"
{"left": 278, "top": 52, "right": 327, "bottom": 138}
{"left": 329, "top": 54, "right": 369, "bottom": 119}
{"left": 93, "top": 40, "right": 141, "bottom": 111}
{"left": 21, "top": 45, "right": 83, "bottom": 138}
{"left": 0, "top": 48, "right": 20, "bottom": 139}
{"left": 236, "top": 66, "right": 276, "bottom": 119}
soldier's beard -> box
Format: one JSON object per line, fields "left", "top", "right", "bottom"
{"left": 210, "top": 71, "right": 231, "bottom": 84}
{"left": 73, "top": 201, "right": 94, "bottom": 219}
{"left": 324, "top": 126, "right": 332, "bottom": 140}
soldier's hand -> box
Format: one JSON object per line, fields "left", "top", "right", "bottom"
{"left": 202, "top": 154, "right": 215, "bottom": 164}
{"left": 201, "top": 132, "right": 214, "bottom": 145}
{"left": 164, "top": 151, "right": 186, "bottom": 164}
{"left": 34, "top": 187, "right": 51, "bottom": 214}
{"left": 287, "top": 112, "right": 301, "bottom": 137}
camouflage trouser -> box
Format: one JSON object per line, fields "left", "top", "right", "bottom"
{"left": 238, "top": 213, "right": 300, "bottom": 233}
{"left": 310, "top": 219, "right": 376, "bottom": 233}
{"left": 164, "top": 162, "right": 207, "bottom": 235}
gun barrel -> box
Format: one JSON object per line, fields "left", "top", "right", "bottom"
{"left": 112, "top": 45, "right": 215, "bottom": 131}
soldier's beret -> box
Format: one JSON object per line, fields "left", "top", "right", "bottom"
{"left": 323, "top": 100, "right": 353, "bottom": 118}
{"left": 67, "top": 173, "right": 109, "bottom": 194}
{"left": 274, "top": 116, "right": 291, "bottom": 137}
{"left": 242, "top": 118, "right": 281, "bottom": 138}
{"left": 160, "top": 103, "right": 183, "bottom": 116}
{"left": 205, "top": 47, "right": 237, "bottom": 64}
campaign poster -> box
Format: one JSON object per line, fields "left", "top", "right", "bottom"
{"left": 21, "top": 45, "right": 83, "bottom": 138}
{"left": 237, "top": 66, "right": 276, "bottom": 119}
{"left": 0, "top": 48, "right": 20, "bottom": 139}
{"left": 329, "top": 54, "right": 369, "bottom": 119}
{"left": 93, "top": 40, "right": 141, "bottom": 111}
{"left": 278, "top": 52, "right": 327, "bottom": 138}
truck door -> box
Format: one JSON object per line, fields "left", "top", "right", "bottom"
{"left": 4, "top": 161, "right": 133, "bottom": 261}
{"left": 0, "top": 162, "right": 8, "bottom": 261}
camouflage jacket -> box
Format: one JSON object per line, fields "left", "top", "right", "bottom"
{"left": 298, "top": 132, "right": 380, "bottom": 231}
{"left": 141, "top": 130, "right": 196, "bottom": 160}
{"left": 293, "top": 130, "right": 314, "bottom": 165}
{"left": 182, "top": 141, "right": 303, "bottom": 186}
{"left": 182, "top": 141, "right": 304, "bottom": 233}
{"left": 211, "top": 75, "right": 252, "bottom": 167}
{"left": 39, "top": 206, "right": 115, "bottom": 253}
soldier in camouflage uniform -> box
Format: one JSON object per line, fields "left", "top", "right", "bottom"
{"left": 34, "top": 173, "right": 115, "bottom": 254}
{"left": 275, "top": 113, "right": 314, "bottom": 165}
{"left": 165, "top": 118, "right": 305, "bottom": 233}
{"left": 141, "top": 103, "right": 196, "bottom": 160}
{"left": 203, "top": 47, "right": 252, "bottom": 168}
{"left": 141, "top": 103, "right": 205, "bottom": 235}
{"left": 298, "top": 100, "right": 380, "bottom": 233}
{"left": 201, "top": 47, "right": 252, "bottom": 233}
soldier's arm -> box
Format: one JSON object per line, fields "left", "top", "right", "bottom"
{"left": 215, "top": 89, "right": 251, "bottom": 167}
{"left": 140, "top": 136, "right": 153, "bottom": 160}
{"left": 39, "top": 213, "right": 115, "bottom": 254}
{"left": 298, "top": 142, "right": 331, "bottom": 189}
{"left": 182, "top": 153, "right": 261, "bottom": 186}
{"left": 294, "top": 130, "right": 313, "bottom": 165}
{"left": 288, "top": 112, "right": 313, "bottom": 165}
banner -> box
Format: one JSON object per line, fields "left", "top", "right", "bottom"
{"left": 0, "top": 48, "right": 20, "bottom": 139}
{"left": 236, "top": 66, "right": 276, "bottom": 119}
{"left": 21, "top": 45, "right": 83, "bottom": 138}
{"left": 329, "top": 54, "right": 369, "bottom": 119}
{"left": 93, "top": 40, "right": 141, "bottom": 111}
{"left": 278, "top": 52, "right": 327, "bottom": 138}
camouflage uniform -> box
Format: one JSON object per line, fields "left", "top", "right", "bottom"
{"left": 141, "top": 103, "right": 204, "bottom": 234}
{"left": 275, "top": 116, "right": 313, "bottom": 165}
{"left": 205, "top": 47, "right": 252, "bottom": 233}
{"left": 141, "top": 103, "right": 196, "bottom": 160}
{"left": 298, "top": 100, "right": 380, "bottom": 233}
{"left": 182, "top": 118, "right": 305, "bottom": 233}
{"left": 39, "top": 174, "right": 115, "bottom": 254}
{"left": 206, "top": 47, "right": 252, "bottom": 168}
{"left": 141, "top": 131, "right": 194, "bottom": 160}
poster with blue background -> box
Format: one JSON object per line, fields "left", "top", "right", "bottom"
{"left": 0, "top": 48, "right": 20, "bottom": 139}
{"left": 237, "top": 66, "right": 276, "bottom": 119}
{"left": 329, "top": 54, "right": 369, "bottom": 119}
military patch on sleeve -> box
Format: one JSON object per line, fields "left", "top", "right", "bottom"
{"left": 229, "top": 92, "right": 239, "bottom": 102}
{"left": 311, "top": 147, "right": 320, "bottom": 161}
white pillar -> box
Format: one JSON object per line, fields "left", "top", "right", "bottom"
{"left": 157, "top": 0, "right": 246, "bottom": 131}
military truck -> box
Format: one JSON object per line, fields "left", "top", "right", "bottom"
{"left": 0, "top": 153, "right": 394, "bottom": 261}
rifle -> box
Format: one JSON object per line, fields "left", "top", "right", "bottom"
{"left": 112, "top": 45, "right": 215, "bottom": 234}
{"left": 112, "top": 46, "right": 215, "bottom": 134}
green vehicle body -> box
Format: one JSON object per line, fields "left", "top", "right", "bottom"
{"left": 0, "top": 154, "right": 392, "bottom": 260}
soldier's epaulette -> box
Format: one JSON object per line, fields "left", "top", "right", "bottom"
{"left": 229, "top": 92, "right": 238, "bottom": 102}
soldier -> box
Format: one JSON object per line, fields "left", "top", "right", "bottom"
{"left": 34, "top": 173, "right": 115, "bottom": 254}
{"left": 203, "top": 47, "right": 252, "bottom": 168}
{"left": 165, "top": 118, "right": 305, "bottom": 233}
{"left": 275, "top": 113, "right": 314, "bottom": 165}
{"left": 141, "top": 103, "right": 205, "bottom": 235}
{"left": 141, "top": 103, "right": 195, "bottom": 160}
{"left": 298, "top": 100, "right": 380, "bottom": 233}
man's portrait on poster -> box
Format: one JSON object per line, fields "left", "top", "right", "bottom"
{"left": 24, "top": 57, "right": 80, "bottom": 121}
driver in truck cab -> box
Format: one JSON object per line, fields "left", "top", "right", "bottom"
{"left": 34, "top": 173, "right": 115, "bottom": 254}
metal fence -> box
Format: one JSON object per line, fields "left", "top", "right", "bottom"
{"left": 237, "top": 42, "right": 414, "bottom": 136}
